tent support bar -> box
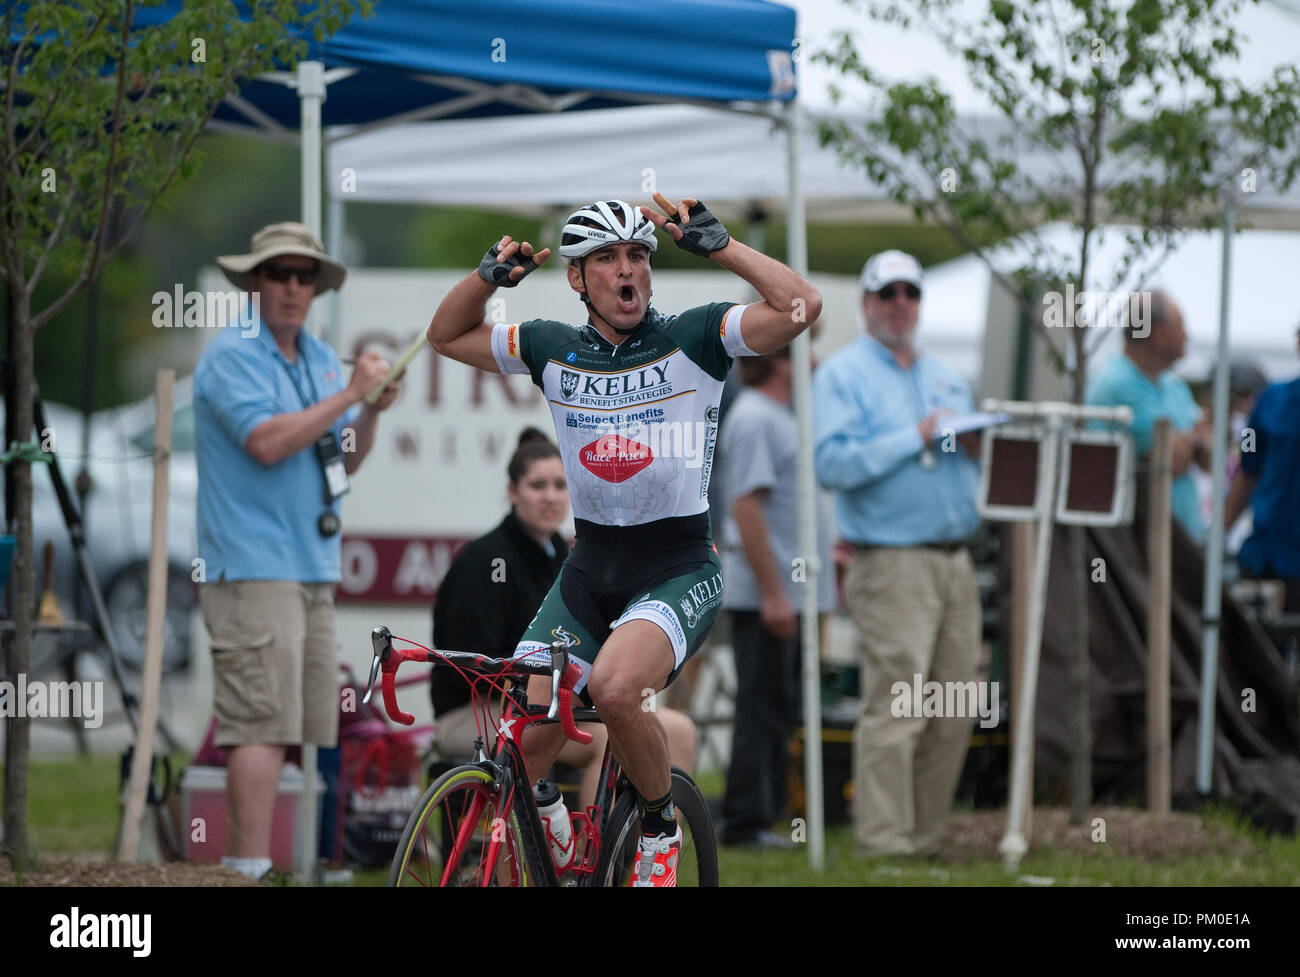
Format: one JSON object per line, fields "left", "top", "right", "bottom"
{"left": 206, "top": 119, "right": 300, "bottom": 145}
{"left": 221, "top": 92, "right": 295, "bottom": 141}
{"left": 297, "top": 58, "right": 326, "bottom": 884}
{"left": 787, "top": 98, "right": 825, "bottom": 873}
{"left": 1196, "top": 197, "right": 1235, "bottom": 793}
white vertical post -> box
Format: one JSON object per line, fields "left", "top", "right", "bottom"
{"left": 325, "top": 193, "right": 345, "bottom": 350}
{"left": 300, "top": 60, "right": 325, "bottom": 340}
{"left": 1196, "top": 198, "right": 1235, "bottom": 793}
{"left": 785, "top": 98, "right": 824, "bottom": 871}
{"left": 297, "top": 59, "right": 326, "bottom": 882}
{"left": 998, "top": 413, "right": 1062, "bottom": 870}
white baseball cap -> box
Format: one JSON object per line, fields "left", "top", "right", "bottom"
{"left": 859, "top": 250, "right": 924, "bottom": 293}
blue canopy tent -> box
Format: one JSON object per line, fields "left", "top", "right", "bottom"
{"left": 211, "top": 0, "right": 799, "bottom": 129}
{"left": 114, "top": 0, "right": 829, "bottom": 876}
{"left": 142, "top": 0, "right": 803, "bottom": 267}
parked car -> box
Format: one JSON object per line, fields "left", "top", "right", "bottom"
{"left": 2, "top": 378, "right": 198, "bottom": 672}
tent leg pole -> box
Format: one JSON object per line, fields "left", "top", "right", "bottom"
{"left": 1196, "top": 197, "right": 1235, "bottom": 795}
{"left": 297, "top": 58, "right": 326, "bottom": 885}
{"left": 785, "top": 98, "right": 824, "bottom": 872}
{"left": 325, "top": 194, "right": 345, "bottom": 350}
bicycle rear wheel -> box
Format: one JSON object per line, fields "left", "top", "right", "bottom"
{"left": 593, "top": 767, "right": 719, "bottom": 886}
{"left": 389, "top": 765, "right": 534, "bottom": 887}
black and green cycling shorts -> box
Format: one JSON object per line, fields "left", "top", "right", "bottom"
{"left": 511, "top": 513, "right": 723, "bottom": 697}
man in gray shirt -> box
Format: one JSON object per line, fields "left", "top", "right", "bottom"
{"left": 719, "top": 346, "right": 834, "bottom": 846}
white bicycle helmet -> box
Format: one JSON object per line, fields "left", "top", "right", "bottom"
{"left": 560, "top": 200, "right": 658, "bottom": 260}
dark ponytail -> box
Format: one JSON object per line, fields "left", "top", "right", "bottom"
{"left": 507, "top": 426, "right": 560, "bottom": 484}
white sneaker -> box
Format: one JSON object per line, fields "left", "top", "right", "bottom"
{"left": 630, "top": 824, "right": 681, "bottom": 887}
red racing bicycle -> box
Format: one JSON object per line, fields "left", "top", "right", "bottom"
{"left": 362, "top": 626, "right": 719, "bottom": 887}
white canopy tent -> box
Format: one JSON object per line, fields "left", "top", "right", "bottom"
{"left": 923, "top": 222, "right": 1300, "bottom": 387}
{"left": 328, "top": 0, "right": 1300, "bottom": 227}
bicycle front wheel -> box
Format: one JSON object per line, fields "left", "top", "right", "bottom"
{"left": 389, "top": 765, "right": 534, "bottom": 887}
{"left": 593, "top": 767, "right": 719, "bottom": 886}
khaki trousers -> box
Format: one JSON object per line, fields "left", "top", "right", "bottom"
{"left": 845, "top": 546, "right": 979, "bottom": 854}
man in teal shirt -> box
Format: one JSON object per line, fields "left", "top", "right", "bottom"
{"left": 1086, "top": 290, "right": 1210, "bottom": 541}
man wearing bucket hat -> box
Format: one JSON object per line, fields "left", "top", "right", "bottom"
{"left": 196, "top": 221, "right": 401, "bottom": 879}
{"left": 812, "top": 249, "right": 982, "bottom": 856}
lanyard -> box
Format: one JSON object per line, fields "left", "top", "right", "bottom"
{"left": 275, "top": 334, "right": 323, "bottom": 409}
{"left": 901, "top": 356, "right": 939, "bottom": 470}
{"left": 270, "top": 334, "right": 349, "bottom": 510}
{"left": 905, "top": 364, "right": 928, "bottom": 423}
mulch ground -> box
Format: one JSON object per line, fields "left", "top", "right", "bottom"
{"left": 938, "top": 806, "right": 1255, "bottom": 863}
{"left": 0, "top": 856, "right": 262, "bottom": 886}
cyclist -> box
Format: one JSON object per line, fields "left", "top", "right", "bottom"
{"left": 426, "top": 196, "right": 821, "bottom": 886}
{"left": 430, "top": 426, "right": 700, "bottom": 808}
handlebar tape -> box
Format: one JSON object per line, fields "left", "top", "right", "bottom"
{"left": 382, "top": 665, "right": 415, "bottom": 726}
{"left": 557, "top": 662, "right": 592, "bottom": 745}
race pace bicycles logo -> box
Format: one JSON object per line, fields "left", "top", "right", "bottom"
{"left": 579, "top": 433, "right": 653, "bottom": 482}
{"left": 560, "top": 370, "right": 580, "bottom": 400}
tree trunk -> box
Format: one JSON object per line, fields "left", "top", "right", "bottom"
{"left": 2, "top": 291, "right": 35, "bottom": 872}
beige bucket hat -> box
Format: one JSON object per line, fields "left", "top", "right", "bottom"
{"left": 216, "top": 221, "right": 346, "bottom": 294}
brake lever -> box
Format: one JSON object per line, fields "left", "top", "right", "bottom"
{"left": 362, "top": 625, "right": 392, "bottom": 706}
{"left": 547, "top": 639, "right": 569, "bottom": 720}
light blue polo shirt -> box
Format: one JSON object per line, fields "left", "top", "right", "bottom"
{"left": 1085, "top": 353, "right": 1204, "bottom": 542}
{"left": 195, "top": 323, "right": 357, "bottom": 582}
{"left": 812, "top": 334, "right": 981, "bottom": 545}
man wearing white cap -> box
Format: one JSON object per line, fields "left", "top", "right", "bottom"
{"left": 812, "top": 249, "right": 981, "bottom": 856}
{"left": 196, "top": 222, "right": 400, "bottom": 878}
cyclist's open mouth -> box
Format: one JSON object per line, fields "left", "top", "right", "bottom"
{"left": 616, "top": 284, "right": 638, "bottom": 313}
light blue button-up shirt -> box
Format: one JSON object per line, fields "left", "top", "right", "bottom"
{"left": 195, "top": 322, "right": 357, "bottom": 582}
{"left": 813, "top": 333, "right": 981, "bottom": 545}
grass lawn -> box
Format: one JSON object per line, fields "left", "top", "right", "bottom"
{"left": 717, "top": 821, "right": 1300, "bottom": 886}
{"left": 8, "top": 755, "right": 1299, "bottom": 885}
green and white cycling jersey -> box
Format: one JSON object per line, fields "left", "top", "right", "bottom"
{"left": 490, "top": 302, "right": 756, "bottom": 527}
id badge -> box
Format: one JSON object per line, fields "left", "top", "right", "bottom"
{"left": 316, "top": 433, "right": 350, "bottom": 501}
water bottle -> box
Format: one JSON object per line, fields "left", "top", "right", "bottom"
{"left": 533, "top": 779, "right": 575, "bottom": 871}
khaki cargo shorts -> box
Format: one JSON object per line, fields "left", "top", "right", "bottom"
{"left": 200, "top": 579, "right": 340, "bottom": 749}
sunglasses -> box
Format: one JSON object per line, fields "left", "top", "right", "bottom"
{"left": 258, "top": 262, "right": 319, "bottom": 285}
{"left": 876, "top": 283, "right": 921, "bottom": 301}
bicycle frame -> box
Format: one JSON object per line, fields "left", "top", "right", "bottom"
{"left": 473, "top": 694, "right": 627, "bottom": 886}
{"left": 365, "top": 625, "right": 630, "bottom": 887}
